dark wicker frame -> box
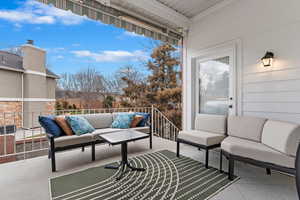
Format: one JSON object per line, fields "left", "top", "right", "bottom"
{"left": 221, "top": 148, "right": 298, "bottom": 181}
{"left": 176, "top": 138, "right": 222, "bottom": 169}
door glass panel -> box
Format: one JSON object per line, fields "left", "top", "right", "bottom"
{"left": 197, "top": 56, "right": 230, "bottom": 115}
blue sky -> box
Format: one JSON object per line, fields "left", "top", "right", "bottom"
{"left": 0, "top": 0, "right": 155, "bottom": 76}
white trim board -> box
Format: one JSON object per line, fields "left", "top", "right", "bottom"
{"left": 0, "top": 98, "right": 56, "bottom": 102}
{"left": 0, "top": 65, "right": 24, "bottom": 73}
{"left": 25, "top": 70, "right": 59, "bottom": 79}
{"left": 183, "top": 39, "right": 243, "bottom": 130}
{"left": 24, "top": 70, "right": 47, "bottom": 76}
{"left": 0, "top": 67, "right": 58, "bottom": 79}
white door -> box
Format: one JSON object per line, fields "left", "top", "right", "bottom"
{"left": 195, "top": 49, "right": 236, "bottom": 116}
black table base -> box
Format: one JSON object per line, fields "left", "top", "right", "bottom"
{"left": 105, "top": 142, "right": 145, "bottom": 180}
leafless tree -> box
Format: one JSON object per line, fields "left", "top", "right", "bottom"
{"left": 58, "top": 68, "right": 106, "bottom": 93}
{"left": 57, "top": 66, "right": 147, "bottom": 108}
{"left": 2, "top": 46, "right": 22, "bottom": 56}
{"left": 57, "top": 68, "right": 108, "bottom": 108}
{"left": 102, "top": 76, "right": 123, "bottom": 94}
{"left": 115, "top": 65, "right": 146, "bottom": 85}
{"left": 75, "top": 68, "right": 105, "bottom": 93}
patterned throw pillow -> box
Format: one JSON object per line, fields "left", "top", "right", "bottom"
{"left": 55, "top": 116, "right": 74, "bottom": 136}
{"left": 130, "top": 115, "right": 144, "bottom": 128}
{"left": 111, "top": 113, "right": 135, "bottom": 129}
{"left": 66, "top": 116, "right": 95, "bottom": 135}
{"left": 135, "top": 112, "right": 150, "bottom": 127}
{"left": 38, "top": 116, "right": 65, "bottom": 137}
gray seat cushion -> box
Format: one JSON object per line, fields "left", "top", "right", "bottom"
{"left": 195, "top": 114, "right": 227, "bottom": 135}
{"left": 81, "top": 113, "right": 113, "bottom": 129}
{"left": 262, "top": 120, "right": 300, "bottom": 157}
{"left": 54, "top": 134, "right": 94, "bottom": 148}
{"left": 228, "top": 116, "right": 267, "bottom": 142}
{"left": 221, "top": 136, "right": 295, "bottom": 168}
{"left": 178, "top": 130, "right": 226, "bottom": 146}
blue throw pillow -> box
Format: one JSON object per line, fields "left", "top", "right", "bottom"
{"left": 111, "top": 113, "right": 135, "bottom": 129}
{"left": 135, "top": 112, "right": 150, "bottom": 127}
{"left": 66, "top": 116, "right": 95, "bottom": 135}
{"left": 39, "top": 116, "right": 65, "bottom": 137}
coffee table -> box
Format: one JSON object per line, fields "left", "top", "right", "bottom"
{"left": 100, "top": 130, "right": 149, "bottom": 180}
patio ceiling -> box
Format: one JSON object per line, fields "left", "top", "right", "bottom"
{"left": 36, "top": 0, "right": 231, "bottom": 45}
{"left": 110, "top": 0, "right": 231, "bottom": 28}
{"left": 156, "top": 0, "right": 225, "bottom": 18}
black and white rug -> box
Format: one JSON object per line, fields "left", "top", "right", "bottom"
{"left": 49, "top": 150, "right": 239, "bottom": 200}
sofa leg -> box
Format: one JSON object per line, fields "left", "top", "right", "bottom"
{"left": 150, "top": 135, "right": 152, "bottom": 149}
{"left": 92, "top": 143, "right": 95, "bottom": 161}
{"left": 205, "top": 149, "right": 209, "bottom": 169}
{"left": 266, "top": 168, "right": 271, "bottom": 175}
{"left": 219, "top": 150, "right": 223, "bottom": 173}
{"left": 176, "top": 141, "right": 180, "bottom": 158}
{"left": 228, "top": 157, "right": 234, "bottom": 181}
{"left": 50, "top": 137, "right": 56, "bottom": 172}
{"left": 48, "top": 149, "right": 51, "bottom": 159}
{"left": 82, "top": 147, "right": 85, "bottom": 152}
{"left": 51, "top": 150, "right": 56, "bottom": 172}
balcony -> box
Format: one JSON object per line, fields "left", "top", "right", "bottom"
{"left": 0, "top": 107, "right": 297, "bottom": 200}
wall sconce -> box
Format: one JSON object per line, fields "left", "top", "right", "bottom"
{"left": 261, "top": 52, "right": 274, "bottom": 67}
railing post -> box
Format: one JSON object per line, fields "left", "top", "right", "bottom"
{"left": 3, "top": 113, "right": 7, "bottom": 155}
{"left": 151, "top": 105, "right": 154, "bottom": 136}
{"left": 296, "top": 142, "right": 300, "bottom": 199}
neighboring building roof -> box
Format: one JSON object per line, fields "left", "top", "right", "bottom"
{"left": 46, "top": 68, "right": 60, "bottom": 79}
{"left": 0, "top": 50, "right": 23, "bottom": 71}
{"left": 0, "top": 50, "right": 59, "bottom": 79}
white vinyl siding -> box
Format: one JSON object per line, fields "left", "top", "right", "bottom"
{"left": 184, "top": 0, "right": 300, "bottom": 129}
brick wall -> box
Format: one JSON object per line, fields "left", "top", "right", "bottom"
{"left": 46, "top": 101, "right": 55, "bottom": 113}
{"left": 0, "top": 101, "right": 22, "bottom": 128}
{"left": 0, "top": 135, "right": 16, "bottom": 163}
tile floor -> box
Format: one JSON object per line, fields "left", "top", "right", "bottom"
{"left": 0, "top": 136, "right": 297, "bottom": 200}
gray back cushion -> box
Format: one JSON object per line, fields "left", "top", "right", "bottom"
{"left": 82, "top": 113, "right": 113, "bottom": 129}
{"left": 112, "top": 112, "right": 133, "bottom": 120}
{"left": 195, "top": 114, "right": 227, "bottom": 135}
{"left": 262, "top": 120, "right": 300, "bottom": 157}
{"left": 228, "top": 116, "right": 267, "bottom": 142}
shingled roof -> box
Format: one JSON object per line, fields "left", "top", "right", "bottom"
{"left": 0, "top": 50, "right": 59, "bottom": 79}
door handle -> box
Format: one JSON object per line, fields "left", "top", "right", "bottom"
{"left": 229, "top": 105, "right": 233, "bottom": 109}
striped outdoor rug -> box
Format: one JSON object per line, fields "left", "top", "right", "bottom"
{"left": 49, "top": 150, "right": 238, "bottom": 200}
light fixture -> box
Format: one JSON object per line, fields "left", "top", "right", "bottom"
{"left": 261, "top": 51, "right": 274, "bottom": 67}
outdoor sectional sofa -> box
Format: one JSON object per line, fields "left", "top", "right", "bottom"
{"left": 43, "top": 113, "right": 151, "bottom": 172}
{"left": 222, "top": 116, "right": 300, "bottom": 180}
{"left": 177, "top": 114, "right": 300, "bottom": 180}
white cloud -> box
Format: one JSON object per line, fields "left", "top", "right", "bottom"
{"left": 46, "top": 47, "right": 66, "bottom": 53}
{"left": 72, "top": 43, "right": 81, "bottom": 47}
{"left": 55, "top": 55, "right": 64, "bottom": 59}
{"left": 0, "top": 0, "right": 86, "bottom": 25}
{"left": 71, "top": 50, "right": 149, "bottom": 62}
{"left": 14, "top": 23, "right": 22, "bottom": 29}
{"left": 124, "top": 31, "right": 145, "bottom": 38}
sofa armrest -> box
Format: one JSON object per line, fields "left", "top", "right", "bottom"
{"left": 47, "top": 133, "right": 55, "bottom": 139}
{"left": 47, "top": 133, "right": 55, "bottom": 150}
{"left": 262, "top": 120, "right": 300, "bottom": 157}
